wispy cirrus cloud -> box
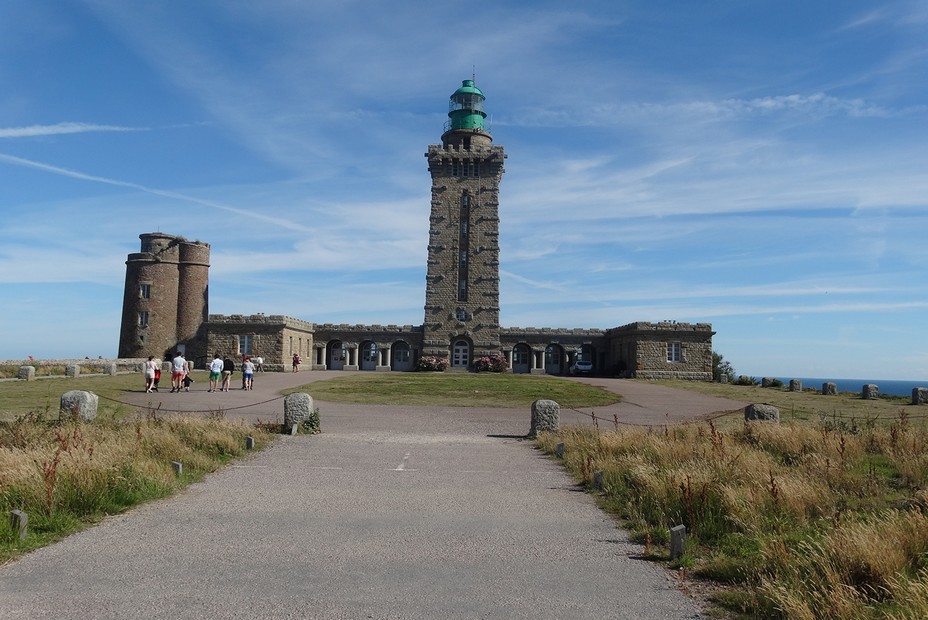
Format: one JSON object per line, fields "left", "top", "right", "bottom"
{"left": 0, "top": 122, "right": 145, "bottom": 138}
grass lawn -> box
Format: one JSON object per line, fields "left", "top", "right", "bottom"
{"left": 0, "top": 371, "right": 211, "bottom": 422}
{"left": 284, "top": 372, "right": 622, "bottom": 408}
{"left": 651, "top": 379, "right": 918, "bottom": 429}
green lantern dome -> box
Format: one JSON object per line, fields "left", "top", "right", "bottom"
{"left": 446, "top": 79, "right": 487, "bottom": 132}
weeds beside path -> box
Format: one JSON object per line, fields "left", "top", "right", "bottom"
{"left": 0, "top": 413, "right": 272, "bottom": 565}
{"left": 538, "top": 380, "right": 928, "bottom": 619}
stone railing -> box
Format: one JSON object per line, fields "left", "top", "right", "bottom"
{"left": 1, "top": 358, "right": 148, "bottom": 380}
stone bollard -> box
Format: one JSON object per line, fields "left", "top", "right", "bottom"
{"left": 10, "top": 510, "right": 28, "bottom": 540}
{"left": 171, "top": 461, "right": 183, "bottom": 475}
{"left": 592, "top": 470, "right": 605, "bottom": 491}
{"left": 862, "top": 384, "right": 879, "bottom": 400}
{"left": 246, "top": 436, "right": 255, "bottom": 450}
{"left": 554, "top": 442, "right": 565, "bottom": 458}
{"left": 529, "top": 399, "right": 560, "bottom": 438}
{"left": 670, "top": 525, "right": 686, "bottom": 560}
{"left": 105, "top": 362, "right": 118, "bottom": 376}
{"left": 745, "top": 403, "right": 780, "bottom": 423}
{"left": 789, "top": 379, "right": 802, "bottom": 393}
{"left": 822, "top": 382, "right": 838, "bottom": 396}
{"left": 913, "top": 388, "right": 928, "bottom": 406}
{"left": 761, "top": 377, "right": 775, "bottom": 388}
{"left": 60, "top": 390, "right": 99, "bottom": 421}
{"left": 18, "top": 366, "right": 35, "bottom": 381}
{"left": 65, "top": 364, "right": 80, "bottom": 378}
{"left": 284, "top": 393, "right": 315, "bottom": 433}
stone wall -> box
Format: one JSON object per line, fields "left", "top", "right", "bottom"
{"left": 206, "top": 314, "right": 314, "bottom": 371}
{"left": 1, "top": 358, "right": 150, "bottom": 377}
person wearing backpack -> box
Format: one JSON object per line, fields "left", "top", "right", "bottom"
{"left": 221, "top": 355, "right": 235, "bottom": 392}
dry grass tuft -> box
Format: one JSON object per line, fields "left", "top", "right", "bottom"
{"left": 0, "top": 414, "right": 272, "bottom": 563}
{"left": 537, "top": 410, "right": 928, "bottom": 618}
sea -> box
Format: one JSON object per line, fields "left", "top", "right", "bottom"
{"left": 773, "top": 378, "right": 927, "bottom": 398}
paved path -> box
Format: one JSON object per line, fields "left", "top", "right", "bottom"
{"left": 0, "top": 372, "right": 745, "bottom": 619}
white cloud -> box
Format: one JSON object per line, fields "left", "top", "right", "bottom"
{"left": 0, "top": 122, "right": 144, "bottom": 138}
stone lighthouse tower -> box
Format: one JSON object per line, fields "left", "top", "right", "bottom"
{"left": 423, "top": 79, "right": 506, "bottom": 367}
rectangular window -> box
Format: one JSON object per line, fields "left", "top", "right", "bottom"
{"left": 667, "top": 342, "right": 682, "bottom": 363}
{"left": 395, "top": 350, "right": 410, "bottom": 363}
{"left": 238, "top": 335, "right": 253, "bottom": 355}
{"left": 513, "top": 351, "right": 528, "bottom": 365}
{"left": 138, "top": 311, "right": 149, "bottom": 328}
{"left": 139, "top": 283, "right": 151, "bottom": 299}
{"left": 458, "top": 279, "right": 468, "bottom": 301}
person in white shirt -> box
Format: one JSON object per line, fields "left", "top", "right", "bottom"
{"left": 171, "top": 352, "right": 186, "bottom": 393}
{"left": 144, "top": 356, "right": 158, "bottom": 393}
{"left": 208, "top": 353, "right": 223, "bottom": 393}
{"left": 241, "top": 357, "right": 256, "bottom": 390}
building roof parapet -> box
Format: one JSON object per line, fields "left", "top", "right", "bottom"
{"left": 315, "top": 323, "right": 423, "bottom": 334}
{"left": 501, "top": 327, "right": 605, "bottom": 336}
{"left": 606, "top": 321, "right": 714, "bottom": 335}
{"left": 207, "top": 314, "right": 314, "bottom": 330}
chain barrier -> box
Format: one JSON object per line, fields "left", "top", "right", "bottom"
{"left": 562, "top": 406, "right": 743, "bottom": 430}
{"left": 95, "top": 392, "right": 287, "bottom": 415}
{"left": 562, "top": 405, "right": 928, "bottom": 431}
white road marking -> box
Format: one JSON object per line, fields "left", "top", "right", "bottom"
{"left": 390, "top": 452, "right": 418, "bottom": 471}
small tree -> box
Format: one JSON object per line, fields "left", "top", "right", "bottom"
{"left": 713, "top": 351, "right": 736, "bottom": 383}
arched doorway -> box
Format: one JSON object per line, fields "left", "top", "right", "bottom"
{"left": 392, "top": 341, "right": 413, "bottom": 372}
{"left": 360, "top": 341, "right": 378, "bottom": 371}
{"left": 545, "top": 344, "right": 564, "bottom": 375}
{"left": 511, "top": 343, "right": 531, "bottom": 374}
{"left": 452, "top": 340, "right": 470, "bottom": 368}
{"left": 327, "top": 340, "right": 346, "bottom": 370}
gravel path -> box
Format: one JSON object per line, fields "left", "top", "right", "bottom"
{"left": 0, "top": 372, "right": 745, "bottom": 619}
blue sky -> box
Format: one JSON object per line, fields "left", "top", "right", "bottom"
{"left": 1, "top": 1, "right": 926, "bottom": 380}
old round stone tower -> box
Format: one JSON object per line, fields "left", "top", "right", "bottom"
{"left": 118, "top": 233, "right": 210, "bottom": 360}
{"left": 423, "top": 79, "right": 506, "bottom": 367}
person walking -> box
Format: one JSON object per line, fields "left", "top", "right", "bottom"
{"left": 221, "top": 355, "right": 235, "bottom": 392}
{"left": 208, "top": 353, "right": 223, "bottom": 392}
{"left": 144, "top": 355, "right": 158, "bottom": 393}
{"left": 254, "top": 356, "right": 264, "bottom": 372}
{"left": 170, "top": 351, "right": 186, "bottom": 393}
{"left": 182, "top": 355, "right": 193, "bottom": 392}
{"left": 292, "top": 353, "right": 300, "bottom": 372}
{"left": 152, "top": 359, "right": 162, "bottom": 392}
{"left": 241, "top": 357, "right": 255, "bottom": 390}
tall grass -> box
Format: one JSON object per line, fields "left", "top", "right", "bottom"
{"left": 538, "top": 414, "right": 928, "bottom": 618}
{"left": 0, "top": 411, "right": 271, "bottom": 563}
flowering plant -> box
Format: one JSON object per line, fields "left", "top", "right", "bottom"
{"left": 473, "top": 354, "right": 508, "bottom": 373}
{"left": 417, "top": 355, "right": 449, "bottom": 372}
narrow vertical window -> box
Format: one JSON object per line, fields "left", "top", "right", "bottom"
{"left": 667, "top": 342, "right": 682, "bottom": 362}
{"left": 238, "top": 335, "right": 253, "bottom": 355}
{"left": 458, "top": 193, "right": 470, "bottom": 301}
{"left": 139, "top": 283, "right": 151, "bottom": 299}
{"left": 138, "top": 311, "right": 149, "bottom": 328}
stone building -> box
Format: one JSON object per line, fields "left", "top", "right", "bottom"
{"left": 118, "top": 79, "right": 713, "bottom": 380}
